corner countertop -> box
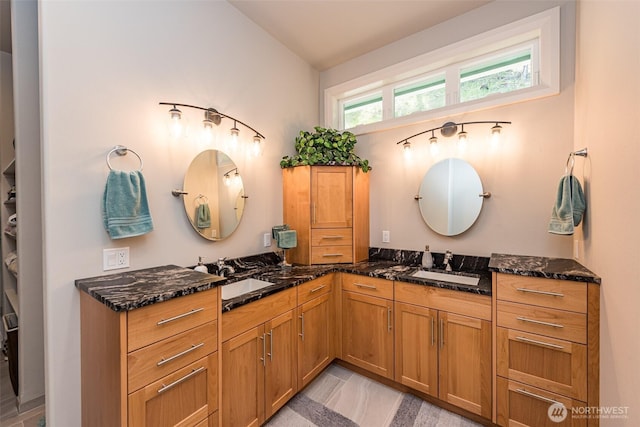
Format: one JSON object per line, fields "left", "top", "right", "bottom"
{"left": 75, "top": 264, "right": 225, "bottom": 312}
{"left": 488, "top": 253, "right": 601, "bottom": 284}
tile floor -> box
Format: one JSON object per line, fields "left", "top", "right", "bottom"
{"left": 0, "top": 357, "right": 45, "bottom": 427}
{"left": 266, "top": 363, "right": 482, "bottom": 427}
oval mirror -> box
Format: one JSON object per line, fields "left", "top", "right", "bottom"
{"left": 183, "top": 149, "right": 245, "bottom": 240}
{"left": 418, "top": 158, "right": 484, "bottom": 236}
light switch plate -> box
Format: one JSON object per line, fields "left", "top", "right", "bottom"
{"left": 263, "top": 233, "right": 271, "bottom": 247}
{"left": 382, "top": 230, "right": 390, "bottom": 243}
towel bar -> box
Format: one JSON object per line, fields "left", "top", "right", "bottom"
{"left": 106, "top": 145, "right": 143, "bottom": 171}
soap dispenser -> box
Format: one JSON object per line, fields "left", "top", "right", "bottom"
{"left": 194, "top": 256, "right": 208, "bottom": 273}
{"left": 422, "top": 245, "right": 433, "bottom": 269}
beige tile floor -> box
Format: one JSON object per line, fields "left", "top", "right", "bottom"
{"left": 266, "top": 363, "right": 481, "bottom": 427}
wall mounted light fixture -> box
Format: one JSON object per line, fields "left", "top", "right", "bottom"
{"left": 396, "top": 120, "right": 511, "bottom": 154}
{"left": 223, "top": 167, "right": 241, "bottom": 186}
{"left": 160, "top": 102, "right": 265, "bottom": 151}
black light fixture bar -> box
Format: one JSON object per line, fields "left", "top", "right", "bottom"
{"left": 159, "top": 102, "right": 265, "bottom": 139}
{"left": 395, "top": 120, "right": 511, "bottom": 145}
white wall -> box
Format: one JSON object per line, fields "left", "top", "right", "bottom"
{"left": 575, "top": 1, "right": 640, "bottom": 425}
{"left": 320, "top": 0, "right": 577, "bottom": 258}
{"left": 38, "top": 1, "right": 318, "bottom": 424}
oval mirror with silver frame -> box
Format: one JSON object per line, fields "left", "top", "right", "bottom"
{"left": 182, "top": 149, "right": 245, "bottom": 241}
{"left": 417, "top": 158, "right": 485, "bottom": 236}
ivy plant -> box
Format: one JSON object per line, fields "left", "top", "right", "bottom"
{"left": 280, "top": 126, "right": 371, "bottom": 172}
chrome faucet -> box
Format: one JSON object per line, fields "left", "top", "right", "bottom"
{"left": 444, "top": 250, "right": 453, "bottom": 272}
{"left": 216, "top": 257, "right": 235, "bottom": 277}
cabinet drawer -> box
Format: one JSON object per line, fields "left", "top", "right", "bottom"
{"left": 128, "top": 321, "right": 217, "bottom": 393}
{"left": 311, "top": 246, "right": 353, "bottom": 264}
{"left": 128, "top": 353, "right": 218, "bottom": 427}
{"left": 497, "top": 327, "right": 587, "bottom": 401}
{"left": 341, "top": 273, "right": 393, "bottom": 300}
{"left": 498, "top": 301, "right": 586, "bottom": 344}
{"left": 297, "top": 274, "right": 333, "bottom": 305}
{"left": 497, "top": 377, "right": 586, "bottom": 427}
{"left": 497, "top": 274, "right": 587, "bottom": 313}
{"left": 311, "top": 228, "right": 353, "bottom": 246}
{"left": 128, "top": 290, "right": 217, "bottom": 352}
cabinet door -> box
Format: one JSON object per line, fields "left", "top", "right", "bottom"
{"left": 298, "top": 293, "right": 332, "bottom": 388}
{"left": 264, "top": 310, "right": 298, "bottom": 419}
{"left": 438, "top": 312, "right": 491, "bottom": 418}
{"left": 342, "top": 291, "right": 393, "bottom": 379}
{"left": 128, "top": 353, "right": 217, "bottom": 427}
{"left": 394, "top": 302, "right": 438, "bottom": 396}
{"left": 311, "top": 166, "right": 353, "bottom": 228}
{"left": 221, "top": 326, "right": 265, "bottom": 427}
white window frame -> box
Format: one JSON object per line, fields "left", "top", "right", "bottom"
{"left": 324, "top": 7, "right": 560, "bottom": 134}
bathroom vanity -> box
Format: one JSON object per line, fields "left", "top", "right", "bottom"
{"left": 77, "top": 251, "right": 600, "bottom": 427}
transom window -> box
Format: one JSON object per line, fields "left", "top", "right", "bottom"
{"left": 324, "top": 7, "right": 559, "bottom": 133}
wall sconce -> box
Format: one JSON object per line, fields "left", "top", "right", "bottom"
{"left": 397, "top": 120, "right": 511, "bottom": 155}
{"left": 223, "top": 167, "right": 241, "bottom": 186}
{"left": 160, "top": 102, "right": 265, "bottom": 148}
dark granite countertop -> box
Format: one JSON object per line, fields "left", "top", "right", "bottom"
{"left": 75, "top": 265, "right": 225, "bottom": 312}
{"left": 489, "top": 253, "right": 601, "bottom": 284}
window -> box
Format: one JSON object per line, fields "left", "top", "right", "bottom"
{"left": 324, "top": 7, "right": 559, "bottom": 133}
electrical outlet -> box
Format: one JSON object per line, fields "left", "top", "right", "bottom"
{"left": 103, "top": 247, "right": 130, "bottom": 271}
{"left": 263, "top": 233, "right": 271, "bottom": 247}
{"left": 382, "top": 230, "right": 390, "bottom": 243}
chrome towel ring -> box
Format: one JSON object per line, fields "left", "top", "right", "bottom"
{"left": 106, "top": 145, "right": 143, "bottom": 171}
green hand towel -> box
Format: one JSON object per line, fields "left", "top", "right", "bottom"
{"left": 549, "top": 175, "right": 585, "bottom": 235}
{"left": 196, "top": 203, "right": 211, "bottom": 229}
{"left": 102, "top": 170, "right": 153, "bottom": 239}
{"left": 276, "top": 230, "right": 297, "bottom": 249}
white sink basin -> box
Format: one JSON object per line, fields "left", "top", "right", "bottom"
{"left": 411, "top": 270, "right": 480, "bottom": 287}
{"left": 221, "top": 278, "right": 275, "bottom": 300}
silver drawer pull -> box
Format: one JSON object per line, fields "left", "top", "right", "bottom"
{"left": 322, "top": 253, "right": 343, "bottom": 257}
{"left": 157, "top": 366, "right": 205, "bottom": 394}
{"left": 515, "top": 336, "right": 564, "bottom": 350}
{"left": 321, "top": 235, "right": 344, "bottom": 239}
{"left": 515, "top": 388, "right": 560, "bottom": 405}
{"left": 310, "top": 285, "right": 326, "bottom": 293}
{"left": 516, "top": 287, "right": 565, "bottom": 297}
{"left": 355, "top": 283, "right": 377, "bottom": 290}
{"left": 157, "top": 343, "right": 205, "bottom": 366}
{"left": 516, "top": 316, "right": 564, "bottom": 329}
{"left": 156, "top": 308, "right": 204, "bottom": 325}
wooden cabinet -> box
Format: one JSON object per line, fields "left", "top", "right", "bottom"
{"left": 395, "top": 281, "right": 492, "bottom": 419}
{"left": 341, "top": 274, "right": 394, "bottom": 379}
{"left": 297, "top": 274, "right": 334, "bottom": 388}
{"left": 221, "top": 288, "right": 297, "bottom": 427}
{"left": 80, "top": 289, "right": 219, "bottom": 427}
{"left": 495, "top": 273, "right": 599, "bottom": 427}
{"left": 283, "top": 165, "right": 369, "bottom": 265}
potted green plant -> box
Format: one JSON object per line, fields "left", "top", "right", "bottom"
{"left": 280, "top": 126, "right": 371, "bottom": 172}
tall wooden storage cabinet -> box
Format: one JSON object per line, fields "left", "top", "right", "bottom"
{"left": 282, "top": 165, "right": 369, "bottom": 265}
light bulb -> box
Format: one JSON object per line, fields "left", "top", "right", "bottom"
{"left": 252, "top": 135, "right": 262, "bottom": 157}
{"left": 229, "top": 124, "right": 239, "bottom": 151}
{"left": 233, "top": 171, "right": 241, "bottom": 186}
{"left": 403, "top": 141, "right": 412, "bottom": 160}
{"left": 224, "top": 174, "right": 231, "bottom": 186}
{"left": 202, "top": 118, "right": 214, "bottom": 144}
{"left": 429, "top": 140, "right": 439, "bottom": 156}
{"left": 491, "top": 124, "right": 503, "bottom": 147}
{"left": 168, "top": 106, "right": 183, "bottom": 139}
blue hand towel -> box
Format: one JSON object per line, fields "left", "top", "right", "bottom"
{"left": 548, "top": 175, "right": 585, "bottom": 235}
{"left": 196, "top": 203, "right": 211, "bottom": 229}
{"left": 276, "top": 230, "right": 297, "bottom": 249}
{"left": 103, "top": 170, "right": 153, "bottom": 239}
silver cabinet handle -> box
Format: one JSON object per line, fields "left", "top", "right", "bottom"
{"left": 515, "top": 336, "right": 564, "bottom": 350}
{"left": 156, "top": 308, "right": 204, "bottom": 325}
{"left": 310, "top": 285, "right": 326, "bottom": 293}
{"left": 516, "top": 316, "right": 564, "bottom": 329}
{"left": 260, "top": 334, "right": 266, "bottom": 367}
{"left": 299, "top": 314, "right": 304, "bottom": 341}
{"left": 321, "top": 235, "right": 343, "bottom": 239}
{"left": 387, "top": 307, "right": 392, "bottom": 332}
{"left": 157, "top": 343, "right": 204, "bottom": 366}
{"left": 516, "top": 287, "right": 565, "bottom": 297}
{"left": 158, "top": 366, "right": 205, "bottom": 394}
{"left": 322, "top": 253, "right": 343, "bottom": 257}
{"left": 430, "top": 317, "right": 435, "bottom": 347}
{"left": 355, "top": 283, "right": 377, "bottom": 290}
{"left": 515, "top": 388, "right": 560, "bottom": 405}
{"left": 439, "top": 318, "right": 445, "bottom": 349}
{"left": 267, "top": 329, "right": 273, "bottom": 361}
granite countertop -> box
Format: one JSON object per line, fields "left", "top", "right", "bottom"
{"left": 489, "top": 253, "right": 601, "bottom": 284}
{"left": 75, "top": 264, "right": 225, "bottom": 312}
